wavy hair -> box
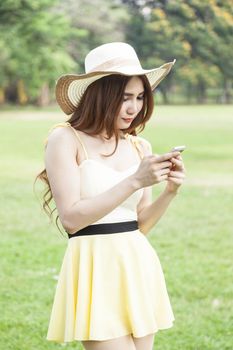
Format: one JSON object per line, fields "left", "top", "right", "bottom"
{"left": 34, "top": 74, "right": 154, "bottom": 234}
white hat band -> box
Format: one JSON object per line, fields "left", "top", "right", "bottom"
{"left": 87, "top": 58, "right": 142, "bottom": 73}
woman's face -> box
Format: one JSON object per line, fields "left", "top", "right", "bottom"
{"left": 117, "top": 76, "right": 144, "bottom": 130}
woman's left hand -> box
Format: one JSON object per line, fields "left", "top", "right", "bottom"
{"left": 165, "top": 154, "right": 186, "bottom": 193}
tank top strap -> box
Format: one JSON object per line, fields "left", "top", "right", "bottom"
{"left": 125, "top": 133, "right": 144, "bottom": 160}
{"left": 66, "top": 123, "right": 89, "bottom": 160}
{"left": 44, "top": 121, "right": 89, "bottom": 160}
{"left": 44, "top": 122, "right": 69, "bottom": 147}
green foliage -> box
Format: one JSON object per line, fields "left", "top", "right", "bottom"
{"left": 0, "top": 0, "right": 77, "bottom": 102}
{"left": 0, "top": 0, "right": 232, "bottom": 104}
{"left": 0, "top": 0, "right": 129, "bottom": 103}
{"left": 56, "top": 0, "right": 129, "bottom": 71}
{"left": 124, "top": 0, "right": 233, "bottom": 103}
{"left": 14, "top": 11, "right": 77, "bottom": 97}
{"left": 0, "top": 0, "right": 56, "bottom": 24}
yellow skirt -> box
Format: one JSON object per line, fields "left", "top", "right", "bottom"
{"left": 47, "top": 230, "right": 175, "bottom": 342}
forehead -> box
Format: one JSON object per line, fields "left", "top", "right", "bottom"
{"left": 124, "top": 76, "right": 144, "bottom": 93}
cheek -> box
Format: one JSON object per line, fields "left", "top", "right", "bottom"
{"left": 137, "top": 100, "right": 144, "bottom": 112}
{"left": 118, "top": 102, "right": 127, "bottom": 116}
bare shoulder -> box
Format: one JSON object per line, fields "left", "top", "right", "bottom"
{"left": 45, "top": 125, "right": 78, "bottom": 152}
{"left": 135, "top": 135, "right": 153, "bottom": 156}
{"left": 44, "top": 126, "right": 80, "bottom": 169}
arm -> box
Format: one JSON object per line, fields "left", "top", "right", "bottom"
{"left": 138, "top": 188, "right": 178, "bottom": 235}
{"left": 45, "top": 127, "right": 139, "bottom": 235}
{"left": 136, "top": 137, "right": 185, "bottom": 235}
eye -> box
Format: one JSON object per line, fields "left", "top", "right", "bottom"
{"left": 123, "top": 94, "right": 144, "bottom": 102}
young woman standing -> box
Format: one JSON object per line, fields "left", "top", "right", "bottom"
{"left": 36, "top": 42, "right": 185, "bottom": 350}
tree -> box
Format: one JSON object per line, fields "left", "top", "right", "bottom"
{"left": 56, "top": 0, "right": 129, "bottom": 71}
{"left": 0, "top": 0, "right": 130, "bottom": 105}
{"left": 122, "top": 0, "right": 233, "bottom": 103}
{"left": 0, "top": 0, "right": 76, "bottom": 104}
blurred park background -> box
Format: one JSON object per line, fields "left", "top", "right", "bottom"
{"left": 0, "top": 0, "right": 232, "bottom": 106}
{"left": 0, "top": 1, "right": 233, "bottom": 350}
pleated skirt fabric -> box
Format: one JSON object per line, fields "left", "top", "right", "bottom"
{"left": 46, "top": 230, "right": 175, "bottom": 342}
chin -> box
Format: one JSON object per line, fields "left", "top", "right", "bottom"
{"left": 119, "top": 128, "right": 129, "bottom": 134}
{"left": 119, "top": 122, "right": 132, "bottom": 129}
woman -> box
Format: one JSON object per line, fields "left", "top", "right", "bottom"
{"left": 36, "top": 42, "right": 185, "bottom": 350}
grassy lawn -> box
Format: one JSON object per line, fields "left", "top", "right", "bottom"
{"left": 0, "top": 105, "right": 232, "bottom": 350}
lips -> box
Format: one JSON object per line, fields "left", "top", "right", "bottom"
{"left": 122, "top": 118, "right": 133, "bottom": 123}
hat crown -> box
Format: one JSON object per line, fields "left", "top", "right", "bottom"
{"left": 56, "top": 41, "right": 176, "bottom": 114}
{"left": 85, "top": 42, "right": 142, "bottom": 73}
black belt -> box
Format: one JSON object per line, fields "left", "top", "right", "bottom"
{"left": 67, "top": 220, "right": 138, "bottom": 238}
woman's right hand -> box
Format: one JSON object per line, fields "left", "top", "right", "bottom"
{"left": 132, "top": 152, "right": 180, "bottom": 188}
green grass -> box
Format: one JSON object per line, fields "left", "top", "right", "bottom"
{"left": 0, "top": 105, "right": 232, "bottom": 350}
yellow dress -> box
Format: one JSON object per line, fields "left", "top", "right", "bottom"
{"left": 46, "top": 123, "right": 175, "bottom": 342}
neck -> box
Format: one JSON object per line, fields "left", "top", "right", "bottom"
{"left": 98, "top": 129, "right": 126, "bottom": 141}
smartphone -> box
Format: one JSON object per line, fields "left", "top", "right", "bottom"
{"left": 171, "top": 145, "right": 186, "bottom": 153}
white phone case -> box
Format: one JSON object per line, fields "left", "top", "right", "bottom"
{"left": 171, "top": 145, "right": 186, "bottom": 152}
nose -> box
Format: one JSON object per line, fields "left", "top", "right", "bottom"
{"left": 127, "top": 99, "right": 138, "bottom": 115}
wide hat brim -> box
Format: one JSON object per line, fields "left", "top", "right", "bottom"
{"left": 56, "top": 60, "right": 176, "bottom": 115}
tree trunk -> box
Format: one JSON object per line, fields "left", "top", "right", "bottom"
{"left": 17, "top": 80, "right": 28, "bottom": 105}
{"left": 196, "top": 81, "right": 207, "bottom": 104}
{"left": 221, "top": 78, "right": 232, "bottom": 104}
{"left": 37, "top": 83, "right": 50, "bottom": 106}
{"left": 0, "top": 87, "right": 5, "bottom": 104}
{"left": 185, "top": 84, "right": 193, "bottom": 104}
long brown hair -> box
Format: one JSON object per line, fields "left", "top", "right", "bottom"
{"left": 34, "top": 74, "right": 154, "bottom": 233}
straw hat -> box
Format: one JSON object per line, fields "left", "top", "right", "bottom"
{"left": 56, "top": 42, "right": 176, "bottom": 115}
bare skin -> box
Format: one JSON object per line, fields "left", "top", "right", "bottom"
{"left": 45, "top": 76, "right": 185, "bottom": 235}
{"left": 82, "top": 333, "right": 155, "bottom": 350}
{"left": 45, "top": 76, "right": 185, "bottom": 348}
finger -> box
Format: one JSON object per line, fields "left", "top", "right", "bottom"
{"left": 168, "top": 171, "right": 185, "bottom": 178}
{"left": 158, "top": 168, "right": 171, "bottom": 176}
{"left": 159, "top": 174, "right": 169, "bottom": 182}
{"left": 154, "top": 151, "right": 180, "bottom": 163}
{"left": 156, "top": 161, "right": 173, "bottom": 170}
{"left": 175, "top": 155, "right": 182, "bottom": 160}
{"left": 167, "top": 177, "right": 183, "bottom": 185}
{"left": 171, "top": 157, "right": 184, "bottom": 169}
{"left": 171, "top": 157, "right": 182, "bottom": 165}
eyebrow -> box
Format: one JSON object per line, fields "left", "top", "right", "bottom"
{"left": 124, "top": 91, "right": 145, "bottom": 96}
